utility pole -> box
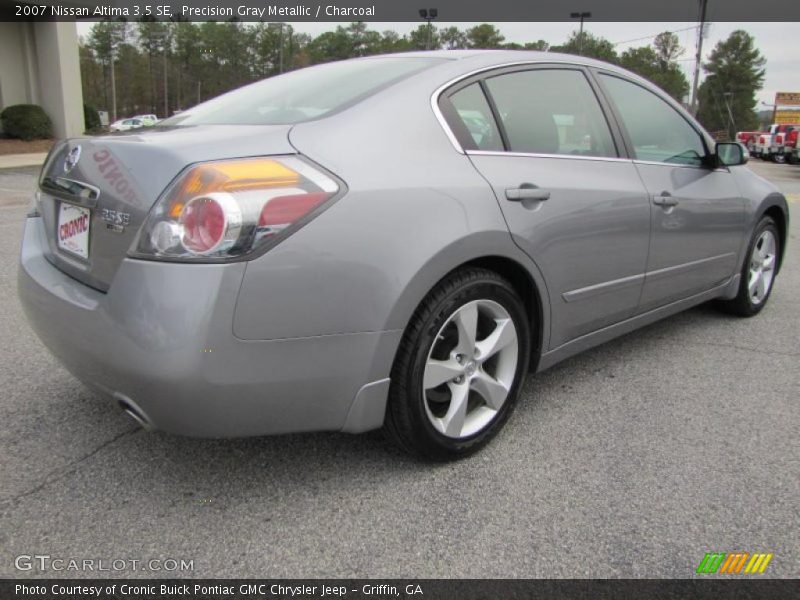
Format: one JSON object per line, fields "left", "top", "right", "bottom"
{"left": 110, "top": 51, "right": 117, "bottom": 123}
{"left": 723, "top": 92, "right": 736, "bottom": 139}
{"left": 690, "top": 0, "right": 708, "bottom": 115}
{"left": 570, "top": 12, "right": 592, "bottom": 56}
{"left": 163, "top": 43, "right": 168, "bottom": 118}
{"left": 153, "top": 30, "right": 170, "bottom": 118}
{"left": 278, "top": 23, "right": 284, "bottom": 74}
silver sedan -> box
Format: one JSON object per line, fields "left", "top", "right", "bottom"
{"left": 19, "top": 51, "right": 788, "bottom": 459}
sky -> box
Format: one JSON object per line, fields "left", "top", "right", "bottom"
{"left": 76, "top": 21, "right": 798, "bottom": 107}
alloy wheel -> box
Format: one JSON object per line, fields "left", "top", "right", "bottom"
{"left": 422, "top": 299, "right": 519, "bottom": 439}
{"left": 749, "top": 230, "right": 777, "bottom": 305}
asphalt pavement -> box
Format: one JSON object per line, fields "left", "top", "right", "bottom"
{"left": 0, "top": 160, "right": 797, "bottom": 578}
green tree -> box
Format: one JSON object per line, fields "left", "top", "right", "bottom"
{"left": 697, "top": 30, "right": 766, "bottom": 138}
{"left": 173, "top": 20, "right": 203, "bottom": 109}
{"left": 653, "top": 31, "right": 683, "bottom": 65}
{"left": 408, "top": 24, "right": 439, "bottom": 50}
{"left": 305, "top": 26, "right": 358, "bottom": 63}
{"left": 378, "top": 30, "right": 411, "bottom": 53}
{"left": 619, "top": 41, "right": 689, "bottom": 102}
{"left": 524, "top": 40, "right": 550, "bottom": 51}
{"left": 136, "top": 19, "right": 172, "bottom": 115}
{"left": 552, "top": 31, "right": 617, "bottom": 63}
{"left": 503, "top": 39, "right": 550, "bottom": 51}
{"left": 466, "top": 24, "right": 505, "bottom": 49}
{"left": 78, "top": 43, "right": 104, "bottom": 110}
{"left": 439, "top": 26, "right": 467, "bottom": 50}
{"left": 87, "top": 20, "right": 128, "bottom": 121}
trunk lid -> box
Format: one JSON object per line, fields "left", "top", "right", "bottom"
{"left": 38, "top": 124, "right": 295, "bottom": 291}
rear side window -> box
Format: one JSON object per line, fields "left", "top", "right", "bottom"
{"left": 162, "top": 57, "right": 447, "bottom": 126}
{"left": 600, "top": 74, "right": 707, "bottom": 166}
{"left": 446, "top": 83, "right": 504, "bottom": 151}
{"left": 484, "top": 69, "right": 617, "bottom": 158}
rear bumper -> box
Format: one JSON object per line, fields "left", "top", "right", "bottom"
{"left": 18, "top": 217, "right": 400, "bottom": 437}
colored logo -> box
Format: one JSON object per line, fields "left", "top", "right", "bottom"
{"left": 696, "top": 552, "right": 773, "bottom": 574}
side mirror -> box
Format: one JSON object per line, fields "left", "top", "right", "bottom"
{"left": 715, "top": 142, "right": 748, "bottom": 167}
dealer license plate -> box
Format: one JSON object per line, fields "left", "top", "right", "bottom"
{"left": 57, "top": 202, "right": 90, "bottom": 259}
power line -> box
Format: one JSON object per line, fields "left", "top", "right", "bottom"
{"left": 612, "top": 25, "right": 700, "bottom": 46}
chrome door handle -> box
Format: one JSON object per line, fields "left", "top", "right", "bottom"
{"left": 506, "top": 187, "right": 551, "bottom": 201}
{"left": 652, "top": 194, "right": 679, "bottom": 207}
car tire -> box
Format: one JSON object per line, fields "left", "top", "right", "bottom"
{"left": 384, "top": 268, "right": 531, "bottom": 460}
{"left": 717, "top": 216, "right": 780, "bottom": 317}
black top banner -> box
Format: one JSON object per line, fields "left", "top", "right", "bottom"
{"left": 2, "top": 0, "right": 800, "bottom": 22}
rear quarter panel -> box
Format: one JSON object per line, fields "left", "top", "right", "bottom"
{"left": 232, "top": 65, "right": 549, "bottom": 348}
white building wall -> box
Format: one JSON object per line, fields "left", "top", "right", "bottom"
{"left": 0, "top": 21, "right": 84, "bottom": 139}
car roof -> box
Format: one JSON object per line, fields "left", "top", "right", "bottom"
{"left": 376, "top": 49, "right": 624, "bottom": 71}
{"left": 349, "top": 49, "right": 656, "bottom": 95}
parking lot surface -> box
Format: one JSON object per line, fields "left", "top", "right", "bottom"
{"left": 0, "top": 160, "right": 797, "bottom": 578}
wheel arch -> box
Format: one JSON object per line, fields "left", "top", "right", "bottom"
{"left": 762, "top": 203, "right": 788, "bottom": 273}
{"left": 462, "top": 255, "right": 545, "bottom": 371}
{"left": 380, "top": 234, "right": 550, "bottom": 377}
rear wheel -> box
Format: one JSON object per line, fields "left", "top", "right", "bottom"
{"left": 384, "top": 268, "right": 531, "bottom": 460}
{"left": 717, "top": 216, "right": 780, "bottom": 317}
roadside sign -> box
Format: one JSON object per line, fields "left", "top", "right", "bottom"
{"left": 775, "top": 92, "right": 800, "bottom": 106}
{"left": 774, "top": 110, "right": 800, "bottom": 125}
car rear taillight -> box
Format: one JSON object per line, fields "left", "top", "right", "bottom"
{"left": 131, "top": 156, "right": 339, "bottom": 261}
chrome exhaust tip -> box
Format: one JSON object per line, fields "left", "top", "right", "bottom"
{"left": 114, "top": 393, "right": 153, "bottom": 431}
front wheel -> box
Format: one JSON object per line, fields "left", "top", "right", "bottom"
{"left": 384, "top": 268, "right": 531, "bottom": 460}
{"left": 717, "top": 216, "right": 780, "bottom": 317}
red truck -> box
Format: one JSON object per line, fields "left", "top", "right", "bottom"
{"left": 752, "top": 123, "right": 799, "bottom": 162}
{"left": 736, "top": 130, "right": 760, "bottom": 153}
{"left": 782, "top": 129, "right": 800, "bottom": 164}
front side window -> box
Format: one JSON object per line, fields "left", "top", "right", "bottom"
{"left": 484, "top": 69, "right": 617, "bottom": 158}
{"left": 600, "top": 74, "right": 707, "bottom": 166}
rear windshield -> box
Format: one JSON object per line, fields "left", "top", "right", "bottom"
{"left": 162, "top": 57, "right": 447, "bottom": 126}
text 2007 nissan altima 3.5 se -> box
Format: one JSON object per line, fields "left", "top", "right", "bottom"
{"left": 19, "top": 51, "right": 788, "bottom": 460}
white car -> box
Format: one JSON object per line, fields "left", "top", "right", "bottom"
{"left": 133, "top": 114, "right": 159, "bottom": 126}
{"left": 109, "top": 118, "right": 144, "bottom": 132}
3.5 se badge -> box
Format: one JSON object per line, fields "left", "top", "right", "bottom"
{"left": 99, "top": 207, "right": 131, "bottom": 233}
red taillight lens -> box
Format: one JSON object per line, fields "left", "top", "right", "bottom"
{"left": 132, "top": 156, "right": 339, "bottom": 261}
{"left": 258, "top": 192, "right": 329, "bottom": 231}
{"left": 181, "top": 197, "right": 225, "bottom": 253}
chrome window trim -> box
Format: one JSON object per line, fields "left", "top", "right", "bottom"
{"left": 632, "top": 159, "right": 729, "bottom": 173}
{"left": 467, "top": 150, "right": 632, "bottom": 164}
{"left": 430, "top": 59, "right": 595, "bottom": 154}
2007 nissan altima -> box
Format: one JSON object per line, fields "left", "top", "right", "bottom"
{"left": 19, "top": 51, "right": 788, "bottom": 459}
